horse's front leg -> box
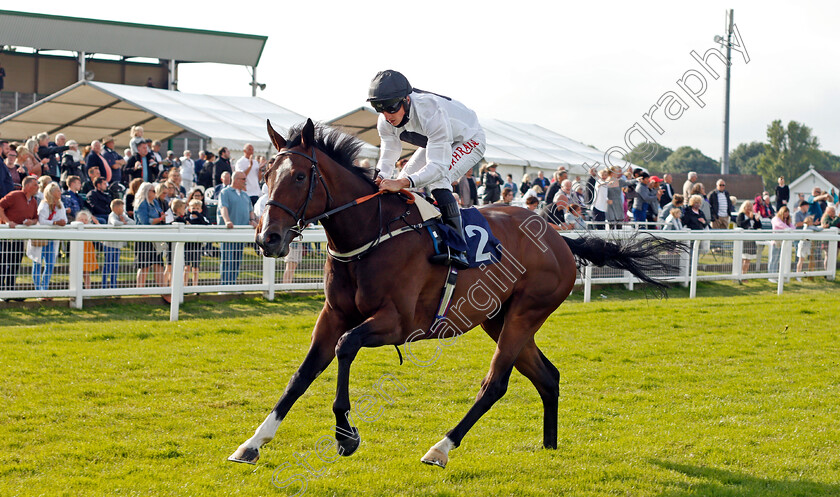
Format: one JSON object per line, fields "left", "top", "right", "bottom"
{"left": 332, "top": 311, "right": 400, "bottom": 457}
{"left": 228, "top": 307, "right": 346, "bottom": 464}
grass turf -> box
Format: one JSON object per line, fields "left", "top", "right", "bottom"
{"left": 1, "top": 280, "right": 839, "bottom": 496}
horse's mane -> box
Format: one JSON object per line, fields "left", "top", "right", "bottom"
{"left": 285, "top": 122, "right": 376, "bottom": 186}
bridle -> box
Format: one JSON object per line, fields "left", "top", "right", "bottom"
{"left": 264, "top": 145, "right": 414, "bottom": 240}
{"left": 265, "top": 146, "right": 332, "bottom": 238}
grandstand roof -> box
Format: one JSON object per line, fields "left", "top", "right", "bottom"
{"left": 0, "top": 81, "right": 379, "bottom": 157}
{"left": 0, "top": 9, "right": 267, "bottom": 66}
{"left": 329, "top": 107, "right": 635, "bottom": 175}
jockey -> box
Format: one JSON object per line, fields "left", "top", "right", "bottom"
{"left": 368, "top": 70, "right": 486, "bottom": 270}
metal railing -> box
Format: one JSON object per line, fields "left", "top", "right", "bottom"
{"left": 2, "top": 224, "right": 838, "bottom": 320}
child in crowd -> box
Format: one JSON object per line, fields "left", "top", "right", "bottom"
{"left": 74, "top": 210, "right": 99, "bottom": 288}
{"left": 664, "top": 207, "right": 685, "bottom": 230}
{"left": 102, "top": 199, "right": 135, "bottom": 289}
{"left": 163, "top": 199, "right": 187, "bottom": 285}
{"left": 796, "top": 215, "right": 823, "bottom": 280}
{"left": 184, "top": 199, "right": 211, "bottom": 286}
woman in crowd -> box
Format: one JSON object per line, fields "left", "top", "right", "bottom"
{"left": 519, "top": 173, "right": 532, "bottom": 197}
{"left": 769, "top": 205, "right": 795, "bottom": 276}
{"left": 29, "top": 182, "right": 67, "bottom": 299}
{"left": 35, "top": 175, "right": 52, "bottom": 203}
{"left": 4, "top": 146, "right": 25, "bottom": 188}
{"left": 736, "top": 200, "right": 763, "bottom": 276}
{"left": 690, "top": 183, "right": 712, "bottom": 224}
{"left": 590, "top": 169, "right": 610, "bottom": 229}
{"left": 682, "top": 194, "right": 707, "bottom": 230}
{"left": 187, "top": 187, "right": 209, "bottom": 219}
{"left": 606, "top": 166, "right": 629, "bottom": 227}
{"left": 168, "top": 169, "right": 187, "bottom": 198}
{"left": 124, "top": 178, "right": 144, "bottom": 219}
{"left": 16, "top": 146, "right": 41, "bottom": 178}
{"left": 134, "top": 182, "right": 167, "bottom": 300}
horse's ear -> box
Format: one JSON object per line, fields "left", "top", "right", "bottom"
{"left": 301, "top": 118, "right": 316, "bottom": 148}
{"left": 267, "top": 119, "right": 286, "bottom": 150}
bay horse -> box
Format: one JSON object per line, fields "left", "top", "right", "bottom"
{"left": 229, "top": 119, "right": 678, "bottom": 468}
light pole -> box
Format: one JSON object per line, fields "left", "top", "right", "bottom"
{"left": 714, "top": 9, "right": 734, "bottom": 175}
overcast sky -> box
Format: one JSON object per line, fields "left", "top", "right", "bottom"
{"left": 31, "top": 1, "right": 840, "bottom": 161}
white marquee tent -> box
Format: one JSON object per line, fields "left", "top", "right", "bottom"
{"left": 0, "top": 81, "right": 380, "bottom": 157}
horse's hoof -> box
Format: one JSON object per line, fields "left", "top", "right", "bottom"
{"left": 420, "top": 447, "right": 448, "bottom": 468}
{"left": 336, "top": 427, "right": 360, "bottom": 457}
{"left": 228, "top": 446, "right": 260, "bottom": 464}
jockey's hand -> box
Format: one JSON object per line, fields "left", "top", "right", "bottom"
{"left": 379, "top": 178, "right": 410, "bottom": 192}
{"left": 374, "top": 176, "right": 383, "bottom": 186}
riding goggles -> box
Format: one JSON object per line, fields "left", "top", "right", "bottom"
{"left": 371, "top": 97, "right": 404, "bottom": 114}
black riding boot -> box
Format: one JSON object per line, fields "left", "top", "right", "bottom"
{"left": 430, "top": 189, "right": 470, "bottom": 270}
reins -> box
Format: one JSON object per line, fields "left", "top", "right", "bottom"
{"left": 265, "top": 145, "right": 415, "bottom": 244}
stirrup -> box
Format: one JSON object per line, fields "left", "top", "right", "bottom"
{"left": 429, "top": 248, "right": 470, "bottom": 270}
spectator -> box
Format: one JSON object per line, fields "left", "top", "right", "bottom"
{"left": 524, "top": 195, "right": 540, "bottom": 212}
{"left": 86, "top": 140, "right": 113, "bottom": 185}
{"left": 180, "top": 150, "right": 196, "bottom": 191}
{"left": 821, "top": 205, "right": 840, "bottom": 229}
{"left": 213, "top": 147, "right": 232, "bottom": 187}
{"left": 4, "top": 145, "right": 23, "bottom": 191}
{"left": 682, "top": 171, "right": 698, "bottom": 199}
{"left": 564, "top": 203, "right": 586, "bottom": 230}
{"left": 15, "top": 144, "right": 40, "bottom": 178}
{"left": 519, "top": 173, "right": 532, "bottom": 197}
{"left": 87, "top": 177, "right": 112, "bottom": 224}
{"left": 38, "top": 132, "right": 69, "bottom": 181}
{"left": 146, "top": 77, "right": 155, "bottom": 88}
{"left": 29, "top": 182, "right": 67, "bottom": 298}
{"left": 133, "top": 182, "right": 167, "bottom": 298}
{"left": 187, "top": 187, "right": 210, "bottom": 219}
{"left": 61, "top": 175, "right": 84, "bottom": 220}
{"left": 73, "top": 210, "right": 100, "bottom": 289}
{"left": 35, "top": 175, "right": 52, "bottom": 204}
{"left": 150, "top": 141, "right": 164, "bottom": 164}
{"left": 503, "top": 174, "right": 517, "bottom": 195}
{"left": 570, "top": 182, "right": 587, "bottom": 215}
{"left": 775, "top": 176, "right": 789, "bottom": 211}
{"left": 168, "top": 170, "right": 187, "bottom": 198}
{"left": 708, "top": 179, "right": 733, "bottom": 229}
{"left": 126, "top": 141, "right": 159, "bottom": 183}
{"left": 521, "top": 184, "right": 543, "bottom": 203}
{"left": 185, "top": 198, "right": 211, "bottom": 287}
{"left": 0, "top": 176, "right": 40, "bottom": 299}
{"left": 794, "top": 200, "right": 809, "bottom": 228}
{"left": 796, "top": 215, "right": 821, "bottom": 279}
{"left": 234, "top": 143, "right": 265, "bottom": 204}
{"left": 495, "top": 187, "right": 514, "bottom": 206}
{"left": 806, "top": 187, "right": 830, "bottom": 220}
{"left": 690, "top": 183, "right": 712, "bottom": 224}
{"left": 129, "top": 126, "right": 145, "bottom": 155}
{"left": 532, "top": 170, "right": 550, "bottom": 202}
{"left": 81, "top": 165, "right": 101, "bottom": 195}
{"left": 606, "top": 166, "right": 631, "bottom": 227}
{"left": 60, "top": 140, "right": 84, "bottom": 180}
{"left": 590, "top": 169, "right": 610, "bottom": 229}
{"left": 659, "top": 193, "right": 685, "bottom": 220}
{"left": 736, "top": 200, "right": 763, "bottom": 276}
{"left": 102, "top": 137, "right": 125, "bottom": 186}
{"left": 768, "top": 206, "right": 795, "bottom": 279}
{"left": 219, "top": 171, "right": 257, "bottom": 285}
{"left": 754, "top": 192, "right": 775, "bottom": 219}
{"left": 544, "top": 170, "right": 564, "bottom": 204}
{"left": 102, "top": 199, "right": 135, "bottom": 289}
{"left": 664, "top": 207, "right": 685, "bottom": 230}
{"left": 124, "top": 178, "right": 143, "bottom": 219}
{"left": 209, "top": 171, "right": 232, "bottom": 202}
{"left": 196, "top": 151, "right": 216, "bottom": 189}
{"left": 455, "top": 168, "right": 478, "bottom": 208}
{"left": 632, "top": 173, "right": 658, "bottom": 224}
{"left": 167, "top": 151, "right": 180, "bottom": 170}
{"left": 480, "top": 162, "right": 502, "bottom": 205}
{"left": 659, "top": 173, "right": 675, "bottom": 207}
{"left": 193, "top": 150, "right": 207, "bottom": 183}
{"left": 683, "top": 194, "right": 707, "bottom": 230}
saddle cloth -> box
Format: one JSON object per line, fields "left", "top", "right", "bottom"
{"left": 427, "top": 205, "right": 503, "bottom": 269}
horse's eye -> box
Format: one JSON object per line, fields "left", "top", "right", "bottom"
{"left": 295, "top": 173, "right": 306, "bottom": 182}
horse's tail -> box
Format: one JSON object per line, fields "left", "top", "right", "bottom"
{"left": 561, "top": 231, "right": 685, "bottom": 296}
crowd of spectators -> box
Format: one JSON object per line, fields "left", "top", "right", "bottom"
{"left": 0, "top": 131, "right": 273, "bottom": 302}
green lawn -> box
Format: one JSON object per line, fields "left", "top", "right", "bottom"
{"left": 1, "top": 281, "right": 839, "bottom": 496}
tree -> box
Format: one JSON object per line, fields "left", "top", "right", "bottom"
{"left": 660, "top": 146, "right": 719, "bottom": 174}
{"left": 757, "top": 120, "right": 822, "bottom": 187}
{"left": 729, "top": 141, "right": 765, "bottom": 175}
{"left": 623, "top": 143, "right": 673, "bottom": 170}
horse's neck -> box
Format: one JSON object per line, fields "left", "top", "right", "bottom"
{"left": 320, "top": 192, "right": 415, "bottom": 253}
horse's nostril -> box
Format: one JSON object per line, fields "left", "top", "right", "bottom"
{"left": 265, "top": 232, "right": 283, "bottom": 246}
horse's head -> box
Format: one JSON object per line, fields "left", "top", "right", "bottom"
{"left": 256, "top": 118, "right": 329, "bottom": 258}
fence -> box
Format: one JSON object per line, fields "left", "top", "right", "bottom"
{"left": 1, "top": 224, "right": 838, "bottom": 320}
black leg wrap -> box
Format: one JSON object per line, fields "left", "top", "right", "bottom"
{"left": 430, "top": 189, "right": 470, "bottom": 269}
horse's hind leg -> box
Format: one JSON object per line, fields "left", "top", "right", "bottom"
{"left": 514, "top": 342, "right": 559, "bottom": 449}
{"left": 421, "top": 312, "right": 540, "bottom": 468}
